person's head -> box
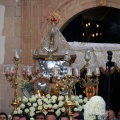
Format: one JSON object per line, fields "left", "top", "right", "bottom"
{"left": 19, "top": 114, "right": 28, "bottom": 120}
{"left": 72, "top": 111, "right": 83, "bottom": 120}
{"left": 0, "top": 112, "right": 8, "bottom": 120}
{"left": 46, "top": 112, "right": 57, "bottom": 120}
{"left": 117, "top": 110, "right": 120, "bottom": 119}
{"left": 74, "top": 115, "right": 84, "bottom": 120}
{"left": 34, "top": 112, "right": 45, "bottom": 120}
{"left": 59, "top": 114, "right": 70, "bottom": 120}
{"left": 105, "top": 109, "right": 116, "bottom": 120}
{"left": 12, "top": 114, "right": 20, "bottom": 120}
{"left": 49, "top": 77, "right": 56, "bottom": 83}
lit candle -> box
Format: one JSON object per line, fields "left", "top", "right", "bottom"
{"left": 36, "top": 64, "right": 40, "bottom": 73}
{"left": 95, "top": 67, "right": 100, "bottom": 76}
{"left": 64, "top": 52, "right": 71, "bottom": 61}
{"left": 84, "top": 50, "right": 91, "bottom": 62}
{"left": 87, "top": 67, "right": 92, "bottom": 77}
{"left": 13, "top": 49, "right": 22, "bottom": 60}
{"left": 5, "top": 66, "right": 10, "bottom": 74}
{"left": 10, "top": 65, "right": 15, "bottom": 75}
{"left": 73, "top": 68, "right": 80, "bottom": 76}
{"left": 22, "top": 66, "right": 26, "bottom": 75}
{"left": 26, "top": 66, "right": 32, "bottom": 75}
{"left": 67, "top": 67, "right": 72, "bottom": 76}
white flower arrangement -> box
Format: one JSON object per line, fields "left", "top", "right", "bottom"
{"left": 14, "top": 94, "right": 88, "bottom": 119}
{"left": 84, "top": 96, "right": 106, "bottom": 120}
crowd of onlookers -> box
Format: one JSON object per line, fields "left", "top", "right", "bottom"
{"left": 0, "top": 109, "right": 120, "bottom": 120}
{"left": 0, "top": 111, "right": 83, "bottom": 120}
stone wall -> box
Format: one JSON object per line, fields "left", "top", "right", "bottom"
{"left": 0, "top": 0, "right": 120, "bottom": 114}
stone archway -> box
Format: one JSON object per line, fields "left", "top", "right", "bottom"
{"left": 42, "top": 0, "right": 120, "bottom": 33}
{"left": 21, "top": 0, "right": 120, "bottom": 64}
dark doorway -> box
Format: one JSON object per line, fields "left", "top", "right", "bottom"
{"left": 62, "top": 7, "right": 120, "bottom": 44}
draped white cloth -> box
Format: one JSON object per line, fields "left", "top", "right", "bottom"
{"left": 69, "top": 42, "right": 120, "bottom": 70}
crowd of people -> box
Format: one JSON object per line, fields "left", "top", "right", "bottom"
{"left": 0, "top": 111, "right": 84, "bottom": 120}
{"left": 0, "top": 109, "right": 120, "bottom": 120}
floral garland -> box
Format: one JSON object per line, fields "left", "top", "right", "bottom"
{"left": 13, "top": 94, "right": 88, "bottom": 119}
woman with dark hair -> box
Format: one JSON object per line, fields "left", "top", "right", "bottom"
{"left": 12, "top": 114, "right": 20, "bottom": 120}
{"left": 0, "top": 112, "right": 8, "bottom": 120}
{"left": 34, "top": 112, "right": 45, "bottom": 120}
{"left": 46, "top": 112, "right": 57, "bottom": 120}
{"left": 59, "top": 114, "right": 70, "bottom": 120}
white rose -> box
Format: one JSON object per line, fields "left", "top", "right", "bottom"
{"left": 29, "top": 98, "right": 32, "bottom": 102}
{"left": 44, "top": 105, "right": 48, "bottom": 109}
{"left": 36, "top": 111, "right": 40, "bottom": 113}
{"left": 43, "top": 111, "right": 47, "bottom": 115}
{"left": 50, "top": 109, "right": 54, "bottom": 112}
{"left": 41, "top": 96, "right": 45, "bottom": 100}
{"left": 17, "top": 107, "right": 20, "bottom": 111}
{"left": 78, "top": 99, "right": 83, "bottom": 104}
{"left": 37, "top": 100, "right": 42, "bottom": 105}
{"left": 31, "top": 97, "right": 36, "bottom": 102}
{"left": 52, "top": 99, "right": 56, "bottom": 103}
{"left": 17, "top": 110, "right": 22, "bottom": 114}
{"left": 33, "top": 103, "right": 37, "bottom": 107}
{"left": 48, "top": 104, "right": 52, "bottom": 108}
{"left": 71, "top": 95, "right": 75, "bottom": 101}
{"left": 31, "top": 95, "right": 35, "bottom": 98}
{"left": 22, "top": 97, "right": 28, "bottom": 103}
{"left": 79, "top": 95, "right": 83, "bottom": 98}
{"left": 30, "top": 107, "right": 35, "bottom": 112}
{"left": 75, "top": 101, "right": 79, "bottom": 106}
{"left": 55, "top": 110, "right": 61, "bottom": 116}
{"left": 43, "top": 98, "right": 48, "bottom": 103}
{"left": 61, "top": 107, "right": 65, "bottom": 112}
{"left": 25, "top": 108, "right": 29, "bottom": 113}
{"left": 30, "top": 117, "right": 34, "bottom": 120}
{"left": 58, "top": 96, "right": 64, "bottom": 101}
{"left": 74, "top": 107, "right": 78, "bottom": 111}
{"left": 58, "top": 101, "right": 64, "bottom": 107}
{"left": 29, "top": 112, "right": 35, "bottom": 117}
{"left": 38, "top": 106, "right": 42, "bottom": 110}
{"left": 82, "top": 105, "right": 84, "bottom": 109}
{"left": 53, "top": 104, "right": 58, "bottom": 109}
{"left": 13, "top": 111, "right": 17, "bottom": 114}
{"left": 46, "top": 94, "right": 51, "bottom": 98}
{"left": 77, "top": 106, "right": 82, "bottom": 111}
{"left": 83, "top": 97, "right": 88, "bottom": 103}
{"left": 27, "top": 102, "right": 31, "bottom": 106}
{"left": 46, "top": 100, "right": 51, "bottom": 104}
{"left": 52, "top": 95, "right": 57, "bottom": 100}
{"left": 20, "top": 103, "right": 25, "bottom": 109}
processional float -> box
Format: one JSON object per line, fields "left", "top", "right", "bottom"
{"left": 3, "top": 17, "right": 100, "bottom": 120}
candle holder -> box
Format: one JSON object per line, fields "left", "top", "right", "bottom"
{"left": 63, "top": 52, "right": 80, "bottom": 120}
{"left": 63, "top": 75, "right": 79, "bottom": 120}
{"left": 79, "top": 50, "right": 100, "bottom": 95}
{"left": 3, "top": 49, "right": 22, "bottom": 113}
{"left": 4, "top": 61, "right": 19, "bottom": 112}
